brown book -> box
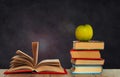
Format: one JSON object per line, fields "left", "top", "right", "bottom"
{"left": 70, "top": 50, "right": 101, "bottom": 59}
{"left": 73, "top": 40, "right": 104, "bottom": 50}
{"left": 71, "top": 58, "right": 105, "bottom": 65}
{"left": 4, "top": 42, "right": 67, "bottom": 74}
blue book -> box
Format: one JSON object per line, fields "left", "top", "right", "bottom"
{"left": 71, "top": 65, "right": 103, "bottom": 74}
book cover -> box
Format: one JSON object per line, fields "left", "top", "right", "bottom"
{"left": 4, "top": 69, "right": 67, "bottom": 74}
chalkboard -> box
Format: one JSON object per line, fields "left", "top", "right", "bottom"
{"left": 0, "top": 0, "right": 120, "bottom": 69}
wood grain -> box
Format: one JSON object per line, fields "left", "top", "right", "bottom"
{"left": 1, "top": 69, "right": 119, "bottom": 77}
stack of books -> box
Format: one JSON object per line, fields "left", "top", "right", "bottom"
{"left": 70, "top": 40, "right": 105, "bottom": 74}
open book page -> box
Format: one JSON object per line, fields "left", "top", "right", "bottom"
{"left": 7, "top": 66, "right": 35, "bottom": 72}
{"left": 8, "top": 50, "right": 34, "bottom": 71}
{"left": 16, "top": 50, "right": 34, "bottom": 64}
{"left": 35, "top": 59, "right": 65, "bottom": 72}
{"left": 10, "top": 55, "right": 34, "bottom": 67}
{"left": 32, "top": 42, "right": 39, "bottom": 66}
{"left": 36, "top": 66, "right": 65, "bottom": 73}
{"left": 37, "top": 59, "right": 61, "bottom": 66}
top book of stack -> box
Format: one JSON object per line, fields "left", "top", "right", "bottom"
{"left": 73, "top": 40, "right": 104, "bottom": 50}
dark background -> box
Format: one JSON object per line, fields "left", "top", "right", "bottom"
{"left": 0, "top": 0, "right": 120, "bottom": 69}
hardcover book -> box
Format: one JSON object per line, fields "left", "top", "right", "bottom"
{"left": 71, "top": 65, "right": 103, "bottom": 74}
{"left": 4, "top": 42, "right": 67, "bottom": 74}
{"left": 70, "top": 50, "right": 101, "bottom": 59}
{"left": 71, "top": 58, "right": 104, "bottom": 65}
{"left": 73, "top": 40, "right": 104, "bottom": 50}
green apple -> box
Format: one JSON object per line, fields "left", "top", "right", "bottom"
{"left": 75, "top": 24, "right": 93, "bottom": 41}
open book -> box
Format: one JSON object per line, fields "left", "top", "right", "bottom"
{"left": 4, "top": 42, "right": 67, "bottom": 74}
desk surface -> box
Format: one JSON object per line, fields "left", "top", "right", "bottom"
{"left": 0, "top": 69, "right": 120, "bottom": 77}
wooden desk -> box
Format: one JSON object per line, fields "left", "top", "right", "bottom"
{"left": 0, "top": 69, "right": 120, "bottom": 77}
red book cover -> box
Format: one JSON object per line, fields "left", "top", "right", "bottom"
{"left": 70, "top": 49, "right": 101, "bottom": 52}
{"left": 4, "top": 69, "right": 67, "bottom": 74}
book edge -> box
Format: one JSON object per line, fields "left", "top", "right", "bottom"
{"left": 4, "top": 69, "right": 67, "bottom": 74}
